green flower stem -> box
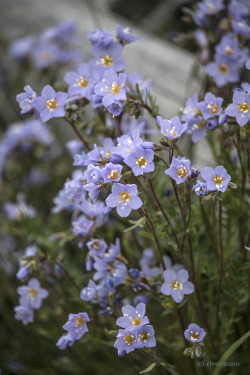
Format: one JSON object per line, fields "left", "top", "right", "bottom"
{"left": 215, "top": 198, "right": 224, "bottom": 352}
{"left": 64, "top": 118, "right": 91, "bottom": 151}
{"left": 138, "top": 208, "right": 166, "bottom": 270}
{"left": 148, "top": 178, "right": 180, "bottom": 249}
{"left": 199, "top": 198, "right": 219, "bottom": 259}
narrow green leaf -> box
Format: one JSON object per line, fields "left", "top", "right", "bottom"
{"left": 212, "top": 330, "right": 250, "bottom": 375}
{"left": 139, "top": 362, "right": 157, "bottom": 374}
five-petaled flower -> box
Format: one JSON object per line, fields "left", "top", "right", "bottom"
{"left": 157, "top": 116, "right": 187, "bottom": 140}
{"left": 124, "top": 146, "right": 155, "bottom": 176}
{"left": 105, "top": 183, "right": 142, "bottom": 217}
{"left": 161, "top": 269, "right": 194, "bottom": 303}
{"left": 94, "top": 69, "right": 127, "bottom": 108}
{"left": 201, "top": 165, "right": 231, "bottom": 192}
{"left": 17, "top": 278, "right": 48, "bottom": 309}
{"left": 62, "top": 312, "right": 90, "bottom": 341}
{"left": 225, "top": 90, "right": 250, "bottom": 127}
{"left": 184, "top": 323, "right": 206, "bottom": 343}
{"left": 165, "top": 156, "right": 191, "bottom": 185}
{"left": 33, "top": 85, "right": 68, "bottom": 122}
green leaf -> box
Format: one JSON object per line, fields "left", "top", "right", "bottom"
{"left": 212, "top": 330, "right": 250, "bottom": 375}
{"left": 124, "top": 217, "right": 146, "bottom": 233}
{"left": 139, "top": 362, "right": 157, "bottom": 374}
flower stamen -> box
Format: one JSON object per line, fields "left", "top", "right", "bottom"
{"left": 46, "top": 99, "right": 58, "bottom": 111}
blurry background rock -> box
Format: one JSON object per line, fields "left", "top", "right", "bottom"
{"left": 0, "top": 0, "right": 198, "bottom": 119}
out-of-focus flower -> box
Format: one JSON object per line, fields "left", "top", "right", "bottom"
{"left": 17, "top": 278, "right": 48, "bottom": 309}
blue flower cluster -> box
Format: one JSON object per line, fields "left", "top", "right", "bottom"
{"left": 114, "top": 303, "right": 156, "bottom": 356}
{"left": 14, "top": 278, "right": 48, "bottom": 325}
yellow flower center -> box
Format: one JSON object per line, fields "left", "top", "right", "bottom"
{"left": 198, "top": 120, "right": 204, "bottom": 129}
{"left": 171, "top": 280, "right": 182, "bottom": 290}
{"left": 41, "top": 51, "right": 51, "bottom": 61}
{"left": 223, "top": 46, "right": 234, "bottom": 56}
{"left": 177, "top": 167, "right": 188, "bottom": 179}
{"left": 168, "top": 128, "right": 178, "bottom": 137}
{"left": 108, "top": 170, "right": 119, "bottom": 180}
{"left": 111, "top": 82, "right": 120, "bottom": 94}
{"left": 102, "top": 55, "right": 113, "bottom": 67}
{"left": 208, "top": 104, "right": 219, "bottom": 114}
{"left": 75, "top": 316, "right": 85, "bottom": 327}
{"left": 136, "top": 156, "right": 147, "bottom": 167}
{"left": 213, "top": 175, "right": 223, "bottom": 185}
{"left": 46, "top": 99, "right": 58, "bottom": 111}
{"left": 139, "top": 332, "right": 149, "bottom": 342}
{"left": 124, "top": 333, "right": 134, "bottom": 345}
{"left": 218, "top": 63, "right": 229, "bottom": 74}
{"left": 120, "top": 192, "right": 131, "bottom": 202}
{"left": 239, "top": 102, "right": 249, "bottom": 113}
{"left": 28, "top": 288, "right": 38, "bottom": 298}
{"left": 132, "top": 317, "right": 141, "bottom": 326}
{"left": 190, "top": 332, "right": 199, "bottom": 341}
{"left": 78, "top": 77, "right": 89, "bottom": 88}
{"left": 193, "top": 106, "right": 198, "bottom": 116}
{"left": 92, "top": 240, "right": 101, "bottom": 250}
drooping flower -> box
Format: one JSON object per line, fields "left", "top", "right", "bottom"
{"left": 157, "top": 116, "right": 187, "bottom": 140}
{"left": 94, "top": 69, "right": 127, "bottom": 108}
{"left": 193, "top": 180, "right": 208, "bottom": 195}
{"left": 124, "top": 146, "right": 155, "bottom": 176}
{"left": 184, "top": 323, "right": 206, "bottom": 343}
{"left": 16, "top": 85, "right": 37, "bottom": 114}
{"left": 16, "top": 266, "right": 30, "bottom": 281}
{"left": 116, "top": 25, "right": 140, "bottom": 45}
{"left": 62, "top": 312, "right": 90, "bottom": 340}
{"left": 56, "top": 333, "right": 75, "bottom": 350}
{"left": 165, "top": 156, "right": 191, "bottom": 185}
{"left": 33, "top": 85, "right": 68, "bottom": 122}
{"left": 116, "top": 303, "right": 149, "bottom": 329}
{"left": 17, "top": 278, "right": 48, "bottom": 309}
{"left": 161, "top": 269, "right": 194, "bottom": 303}
{"left": 14, "top": 305, "right": 34, "bottom": 325}
{"left": 201, "top": 166, "right": 231, "bottom": 192}
{"left": 88, "top": 28, "right": 114, "bottom": 48}
{"left": 225, "top": 90, "right": 250, "bottom": 127}
{"left": 87, "top": 238, "right": 108, "bottom": 258}
{"left": 108, "top": 100, "right": 123, "bottom": 116}
{"left": 105, "top": 183, "right": 142, "bottom": 217}
{"left": 80, "top": 280, "right": 96, "bottom": 301}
